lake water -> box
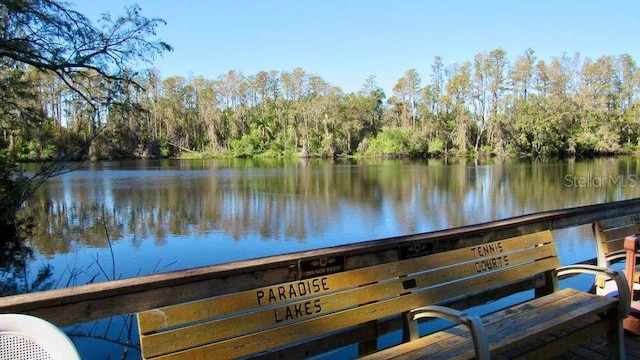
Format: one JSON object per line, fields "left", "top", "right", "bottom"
{"left": 17, "top": 156, "right": 640, "bottom": 358}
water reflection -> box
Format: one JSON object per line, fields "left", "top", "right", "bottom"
{"left": 21, "top": 157, "right": 640, "bottom": 283}
{"left": 14, "top": 157, "right": 640, "bottom": 359}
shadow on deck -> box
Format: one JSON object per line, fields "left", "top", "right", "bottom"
{"left": 555, "top": 332, "right": 640, "bottom": 359}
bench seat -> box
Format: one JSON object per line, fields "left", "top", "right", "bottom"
{"left": 361, "top": 288, "right": 620, "bottom": 360}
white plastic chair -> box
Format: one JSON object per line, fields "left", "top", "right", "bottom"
{"left": 0, "top": 314, "right": 80, "bottom": 360}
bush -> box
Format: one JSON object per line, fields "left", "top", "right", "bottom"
{"left": 428, "top": 137, "right": 446, "bottom": 156}
{"left": 364, "top": 128, "right": 409, "bottom": 157}
{"left": 229, "top": 129, "right": 266, "bottom": 158}
{"left": 363, "top": 127, "right": 430, "bottom": 158}
{"left": 574, "top": 125, "right": 620, "bottom": 155}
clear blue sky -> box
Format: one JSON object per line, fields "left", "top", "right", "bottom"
{"left": 76, "top": 0, "right": 640, "bottom": 94}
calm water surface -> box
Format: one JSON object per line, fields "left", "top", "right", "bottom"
{"left": 18, "top": 156, "right": 640, "bottom": 358}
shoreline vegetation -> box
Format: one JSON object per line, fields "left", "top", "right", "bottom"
{"left": 8, "top": 49, "right": 640, "bottom": 163}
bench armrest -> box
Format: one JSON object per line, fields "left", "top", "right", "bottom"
{"left": 556, "top": 264, "right": 630, "bottom": 319}
{"left": 605, "top": 249, "right": 640, "bottom": 263}
{"left": 409, "top": 305, "right": 490, "bottom": 360}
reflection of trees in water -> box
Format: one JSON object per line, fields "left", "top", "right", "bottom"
{"left": 22, "top": 158, "right": 640, "bottom": 258}
{"left": 22, "top": 202, "right": 124, "bottom": 256}
{"left": 0, "top": 212, "right": 138, "bottom": 358}
{"left": 3, "top": 208, "right": 142, "bottom": 358}
{"left": 66, "top": 315, "right": 140, "bottom": 360}
{"left": 0, "top": 208, "right": 58, "bottom": 296}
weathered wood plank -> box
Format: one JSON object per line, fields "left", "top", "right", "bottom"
{"left": 253, "top": 275, "right": 546, "bottom": 360}
{"left": 598, "top": 214, "right": 640, "bottom": 229}
{"left": 140, "top": 241, "right": 559, "bottom": 357}
{"left": 361, "top": 289, "right": 619, "bottom": 360}
{"left": 138, "top": 232, "right": 554, "bottom": 333}
{"left": 603, "top": 224, "right": 640, "bottom": 244}
{"left": 143, "top": 255, "right": 559, "bottom": 359}
{"left": 513, "top": 320, "right": 614, "bottom": 360}
{"left": 594, "top": 214, "right": 640, "bottom": 300}
{"left": 596, "top": 215, "right": 640, "bottom": 257}
{"left": 485, "top": 292, "right": 616, "bottom": 353}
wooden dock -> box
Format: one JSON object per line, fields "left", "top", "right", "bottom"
{"left": 623, "top": 334, "right": 640, "bottom": 359}
{"left": 557, "top": 332, "right": 640, "bottom": 359}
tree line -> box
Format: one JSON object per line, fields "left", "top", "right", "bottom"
{"left": 5, "top": 49, "right": 640, "bottom": 162}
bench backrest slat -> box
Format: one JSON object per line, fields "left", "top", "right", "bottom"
{"left": 139, "top": 231, "right": 553, "bottom": 333}
{"left": 594, "top": 215, "right": 640, "bottom": 265}
{"left": 149, "top": 258, "right": 560, "bottom": 360}
{"left": 138, "top": 231, "right": 559, "bottom": 359}
{"left": 599, "top": 224, "right": 638, "bottom": 252}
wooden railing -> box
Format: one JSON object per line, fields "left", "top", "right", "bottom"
{"left": 1, "top": 198, "right": 640, "bottom": 328}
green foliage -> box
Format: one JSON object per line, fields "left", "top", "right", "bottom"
{"left": 364, "top": 128, "right": 407, "bottom": 157}
{"left": 428, "top": 137, "right": 446, "bottom": 155}
{"left": 229, "top": 129, "right": 265, "bottom": 158}
{"left": 480, "top": 145, "right": 495, "bottom": 156}
{"left": 160, "top": 141, "right": 172, "bottom": 158}
{"left": 574, "top": 124, "right": 621, "bottom": 155}
{"left": 363, "top": 127, "right": 428, "bottom": 158}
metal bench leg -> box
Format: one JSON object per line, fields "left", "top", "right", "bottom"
{"left": 358, "top": 320, "right": 378, "bottom": 356}
{"left": 607, "top": 317, "right": 626, "bottom": 360}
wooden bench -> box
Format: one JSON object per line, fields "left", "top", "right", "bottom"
{"left": 593, "top": 216, "right": 640, "bottom": 334}
{"left": 593, "top": 215, "right": 640, "bottom": 292}
{"left": 136, "top": 230, "right": 630, "bottom": 359}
